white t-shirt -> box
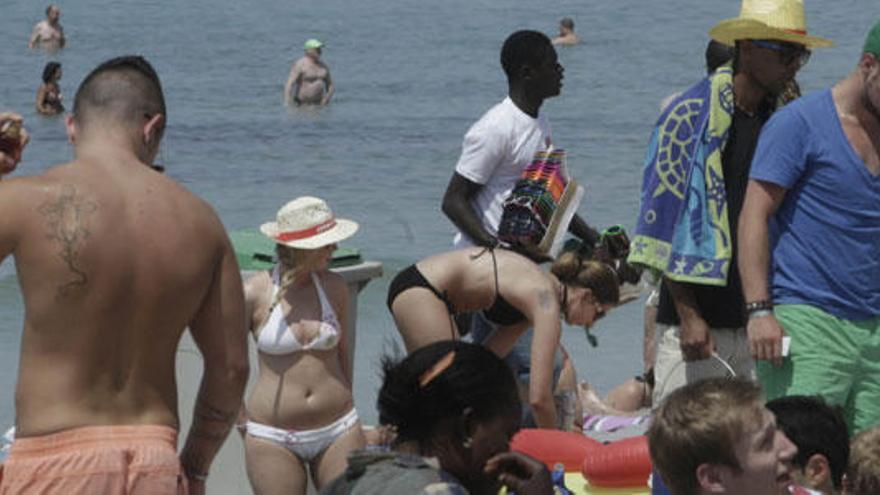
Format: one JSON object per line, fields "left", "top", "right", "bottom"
{"left": 452, "top": 97, "right": 552, "bottom": 248}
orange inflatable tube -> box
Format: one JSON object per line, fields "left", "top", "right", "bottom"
{"left": 510, "top": 429, "right": 602, "bottom": 472}
{"left": 581, "top": 435, "right": 653, "bottom": 488}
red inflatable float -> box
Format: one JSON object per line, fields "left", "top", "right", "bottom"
{"left": 581, "top": 435, "right": 652, "bottom": 488}
{"left": 510, "top": 429, "right": 652, "bottom": 488}
{"left": 510, "top": 429, "right": 602, "bottom": 472}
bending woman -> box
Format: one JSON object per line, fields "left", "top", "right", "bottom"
{"left": 243, "top": 196, "right": 364, "bottom": 494}
{"left": 387, "top": 248, "right": 619, "bottom": 429}
{"left": 321, "top": 340, "right": 553, "bottom": 495}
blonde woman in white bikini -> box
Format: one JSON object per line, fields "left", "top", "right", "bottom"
{"left": 242, "top": 196, "right": 364, "bottom": 494}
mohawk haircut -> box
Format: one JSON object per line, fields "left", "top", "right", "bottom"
{"left": 73, "top": 55, "right": 166, "bottom": 128}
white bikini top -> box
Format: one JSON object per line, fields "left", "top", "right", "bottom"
{"left": 256, "top": 267, "right": 341, "bottom": 355}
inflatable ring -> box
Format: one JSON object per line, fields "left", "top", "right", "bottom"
{"left": 510, "top": 429, "right": 652, "bottom": 492}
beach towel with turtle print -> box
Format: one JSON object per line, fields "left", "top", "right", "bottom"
{"left": 627, "top": 66, "right": 735, "bottom": 286}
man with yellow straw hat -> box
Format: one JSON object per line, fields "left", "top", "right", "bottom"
{"left": 739, "top": 19, "right": 880, "bottom": 435}
{"left": 628, "top": 0, "right": 831, "bottom": 405}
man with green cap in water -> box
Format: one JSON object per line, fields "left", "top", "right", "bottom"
{"left": 739, "top": 19, "right": 880, "bottom": 434}
{"left": 284, "top": 38, "right": 335, "bottom": 106}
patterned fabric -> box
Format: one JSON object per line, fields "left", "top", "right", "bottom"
{"left": 628, "top": 67, "right": 735, "bottom": 286}
{"left": 498, "top": 148, "right": 583, "bottom": 257}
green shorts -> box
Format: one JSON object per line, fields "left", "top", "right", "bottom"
{"left": 757, "top": 304, "right": 880, "bottom": 434}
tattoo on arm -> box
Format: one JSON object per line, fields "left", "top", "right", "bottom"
{"left": 38, "top": 185, "right": 98, "bottom": 299}
{"left": 538, "top": 289, "right": 554, "bottom": 310}
{"left": 181, "top": 397, "right": 237, "bottom": 472}
{"left": 190, "top": 396, "right": 236, "bottom": 441}
{"left": 194, "top": 396, "right": 237, "bottom": 424}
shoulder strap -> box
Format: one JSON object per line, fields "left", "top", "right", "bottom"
{"left": 311, "top": 271, "right": 336, "bottom": 320}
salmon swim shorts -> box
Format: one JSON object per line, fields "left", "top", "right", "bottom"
{"left": 0, "top": 424, "right": 186, "bottom": 494}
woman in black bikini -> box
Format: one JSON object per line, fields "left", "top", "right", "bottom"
{"left": 36, "top": 62, "right": 64, "bottom": 116}
{"left": 387, "top": 248, "right": 619, "bottom": 429}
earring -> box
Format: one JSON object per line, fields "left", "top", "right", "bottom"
{"left": 462, "top": 436, "right": 473, "bottom": 449}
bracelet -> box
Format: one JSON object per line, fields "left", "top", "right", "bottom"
{"left": 748, "top": 309, "right": 774, "bottom": 320}
{"left": 744, "top": 299, "right": 773, "bottom": 314}
{"left": 185, "top": 470, "right": 209, "bottom": 482}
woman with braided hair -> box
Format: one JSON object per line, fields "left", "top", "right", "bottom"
{"left": 387, "top": 247, "right": 620, "bottom": 429}
{"left": 241, "top": 196, "right": 365, "bottom": 495}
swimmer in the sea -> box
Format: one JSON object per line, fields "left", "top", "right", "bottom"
{"left": 36, "top": 62, "right": 64, "bottom": 116}
{"left": 28, "top": 4, "right": 65, "bottom": 51}
{"left": 284, "top": 39, "right": 335, "bottom": 106}
{"left": 551, "top": 17, "right": 581, "bottom": 46}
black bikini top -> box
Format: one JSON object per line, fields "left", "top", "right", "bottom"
{"left": 479, "top": 248, "right": 527, "bottom": 327}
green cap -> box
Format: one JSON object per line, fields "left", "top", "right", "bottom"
{"left": 304, "top": 39, "right": 324, "bottom": 51}
{"left": 864, "top": 21, "right": 880, "bottom": 57}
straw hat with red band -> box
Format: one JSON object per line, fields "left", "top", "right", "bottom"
{"left": 709, "top": 0, "right": 832, "bottom": 49}
{"left": 260, "top": 196, "right": 358, "bottom": 250}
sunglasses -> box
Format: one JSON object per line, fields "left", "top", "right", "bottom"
{"left": 752, "top": 39, "right": 811, "bottom": 67}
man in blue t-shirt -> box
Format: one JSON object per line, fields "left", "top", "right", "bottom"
{"left": 739, "top": 20, "right": 880, "bottom": 434}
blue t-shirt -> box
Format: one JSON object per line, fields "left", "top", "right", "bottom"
{"left": 750, "top": 89, "right": 880, "bottom": 321}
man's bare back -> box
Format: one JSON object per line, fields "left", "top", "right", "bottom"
{"left": 0, "top": 56, "right": 247, "bottom": 493}
{"left": 3, "top": 157, "right": 230, "bottom": 435}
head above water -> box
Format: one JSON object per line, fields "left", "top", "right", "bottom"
{"left": 42, "top": 61, "right": 61, "bottom": 84}
{"left": 766, "top": 395, "right": 849, "bottom": 492}
{"left": 304, "top": 38, "right": 324, "bottom": 59}
{"left": 378, "top": 340, "right": 521, "bottom": 493}
{"left": 559, "top": 17, "right": 575, "bottom": 31}
{"left": 649, "top": 377, "right": 797, "bottom": 495}
{"left": 46, "top": 4, "right": 60, "bottom": 22}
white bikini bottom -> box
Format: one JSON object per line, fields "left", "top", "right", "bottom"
{"left": 246, "top": 408, "right": 359, "bottom": 462}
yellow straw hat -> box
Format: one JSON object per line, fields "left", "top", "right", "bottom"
{"left": 709, "top": 0, "right": 832, "bottom": 49}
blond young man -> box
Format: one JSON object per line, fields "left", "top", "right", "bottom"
{"left": 648, "top": 377, "right": 798, "bottom": 495}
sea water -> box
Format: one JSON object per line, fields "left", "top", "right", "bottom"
{"left": 0, "top": 0, "right": 871, "bottom": 429}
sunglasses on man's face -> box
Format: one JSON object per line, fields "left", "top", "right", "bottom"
{"left": 752, "top": 39, "right": 811, "bottom": 67}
